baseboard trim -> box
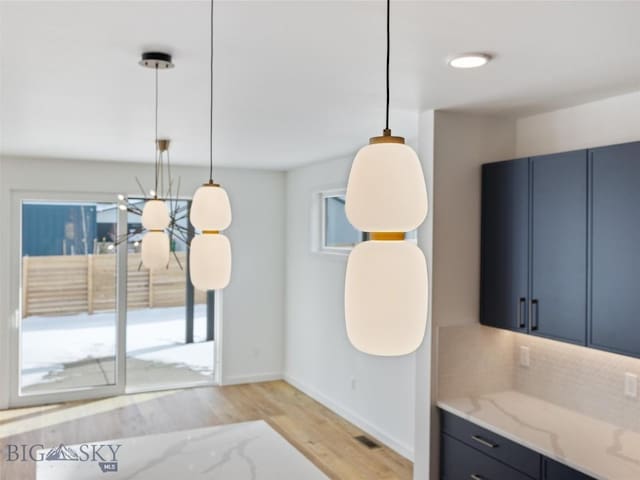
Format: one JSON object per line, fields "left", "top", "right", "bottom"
{"left": 284, "top": 374, "right": 414, "bottom": 461}
{"left": 221, "top": 372, "right": 283, "bottom": 386}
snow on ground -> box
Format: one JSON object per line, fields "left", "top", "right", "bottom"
{"left": 21, "top": 305, "right": 214, "bottom": 390}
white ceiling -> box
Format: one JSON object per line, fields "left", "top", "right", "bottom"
{"left": 2, "top": 1, "right": 640, "bottom": 170}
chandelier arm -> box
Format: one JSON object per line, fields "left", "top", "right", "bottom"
{"left": 175, "top": 176, "right": 182, "bottom": 211}
{"left": 172, "top": 249, "right": 184, "bottom": 271}
{"left": 166, "top": 149, "right": 173, "bottom": 200}
{"left": 134, "top": 176, "right": 147, "bottom": 198}
{"left": 128, "top": 204, "right": 143, "bottom": 215}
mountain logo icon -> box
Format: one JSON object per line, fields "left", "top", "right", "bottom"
{"left": 45, "top": 444, "right": 80, "bottom": 461}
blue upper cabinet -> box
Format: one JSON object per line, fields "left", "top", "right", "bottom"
{"left": 530, "top": 151, "right": 588, "bottom": 344}
{"left": 480, "top": 159, "right": 530, "bottom": 333}
{"left": 590, "top": 142, "right": 640, "bottom": 358}
{"left": 480, "top": 151, "right": 588, "bottom": 346}
{"left": 482, "top": 141, "right": 640, "bottom": 358}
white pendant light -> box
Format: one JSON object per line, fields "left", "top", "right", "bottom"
{"left": 139, "top": 52, "right": 174, "bottom": 271}
{"left": 190, "top": 183, "right": 231, "bottom": 231}
{"left": 189, "top": 0, "right": 233, "bottom": 291}
{"left": 141, "top": 199, "right": 170, "bottom": 271}
{"left": 141, "top": 199, "right": 170, "bottom": 231}
{"left": 190, "top": 234, "right": 231, "bottom": 290}
{"left": 142, "top": 231, "right": 170, "bottom": 271}
{"left": 344, "top": 0, "right": 429, "bottom": 356}
{"left": 346, "top": 142, "right": 427, "bottom": 231}
{"left": 345, "top": 240, "right": 427, "bottom": 356}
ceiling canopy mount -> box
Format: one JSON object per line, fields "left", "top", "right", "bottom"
{"left": 139, "top": 51, "right": 174, "bottom": 70}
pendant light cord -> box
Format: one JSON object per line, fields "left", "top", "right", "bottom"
{"left": 154, "top": 65, "right": 159, "bottom": 198}
{"left": 385, "top": 0, "right": 390, "bottom": 131}
{"left": 209, "top": 0, "right": 214, "bottom": 183}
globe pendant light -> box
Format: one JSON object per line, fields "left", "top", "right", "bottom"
{"left": 189, "top": 0, "right": 232, "bottom": 291}
{"left": 139, "top": 52, "right": 174, "bottom": 271}
{"left": 344, "top": 0, "right": 429, "bottom": 356}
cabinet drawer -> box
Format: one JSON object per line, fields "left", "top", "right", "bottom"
{"left": 441, "top": 434, "right": 534, "bottom": 480}
{"left": 441, "top": 410, "right": 540, "bottom": 478}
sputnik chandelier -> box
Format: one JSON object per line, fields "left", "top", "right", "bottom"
{"left": 115, "top": 52, "right": 191, "bottom": 271}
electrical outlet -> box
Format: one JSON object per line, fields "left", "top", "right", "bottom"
{"left": 625, "top": 373, "right": 638, "bottom": 398}
{"left": 519, "top": 346, "right": 530, "bottom": 368}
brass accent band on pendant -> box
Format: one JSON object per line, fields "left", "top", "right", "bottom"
{"left": 370, "top": 232, "right": 405, "bottom": 241}
{"left": 203, "top": 230, "right": 220, "bottom": 234}
{"left": 149, "top": 229, "right": 164, "bottom": 233}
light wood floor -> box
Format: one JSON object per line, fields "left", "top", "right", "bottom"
{"left": 0, "top": 381, "right": 413, "bottom": 480}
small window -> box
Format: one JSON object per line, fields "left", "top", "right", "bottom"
{"left": 321, "top": 192, "right": 364, "bottom": 252}
{"left": 315, "top": 189, "right": 418, "bottom": 255}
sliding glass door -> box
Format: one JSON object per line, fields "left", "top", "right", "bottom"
{"left": 12, "top": 194, "right": 126, "bottom": 406}
{"left": 124, "top": 198, "right": 215, "bottom": 391}
{"left": 11, "top": 192, "right": 216, "bottom": 407}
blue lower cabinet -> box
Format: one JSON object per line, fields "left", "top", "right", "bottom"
{"left": 441, "top": 410, "right": 540, "bottom": 478}
{"left": 542, "top": 459, "right": 594, "bottom": 480}
{"left": 440, "top": 410, "right": 595, "bottom": 480}
{"left": 441, "top": 434, "right": 533, "bottom": 480}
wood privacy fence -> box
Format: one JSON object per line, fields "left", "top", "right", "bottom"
{"left": 22, "top": 253, "right": 206, "bottom": 318}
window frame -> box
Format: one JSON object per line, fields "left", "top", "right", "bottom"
{"left": 318, "top": 189, "right": 365, "bottom": 255}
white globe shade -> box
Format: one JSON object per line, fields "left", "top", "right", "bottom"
{"left": 345, "top": 240, "right": 428, "bottom": 356}
{"left": 190, "top": 184, "right": 232, "bottom": 231}
{"left": 345, "top": 142, "right": 428, "bottom": 232}
{"left": 141, "top": 199, "right": 170, "bottom": 230}
{"left": 189, "top": 234, "right": 232, "bottom": 291}
{"left": 141, "top": 231, "right": 170, "bottom": 271}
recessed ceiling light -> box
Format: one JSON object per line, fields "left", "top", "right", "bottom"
{"left": 448, "top": 53, "right": 492, "bottom": 69}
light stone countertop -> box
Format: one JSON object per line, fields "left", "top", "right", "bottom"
{"left": 438, "top": 390, "right": 640, "bottom": 480}
{"left": 36, "top": 420, "right": 329, "bottom": 480}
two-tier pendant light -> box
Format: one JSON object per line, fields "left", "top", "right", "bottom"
{"left": 189, "top": 0, "right": 232, "bottom": 291}
{"left": 140, "top": 52, "right": 174, "bottom": 271}
{"left": 344, "top": 0, "right": 429, "bottom": 356}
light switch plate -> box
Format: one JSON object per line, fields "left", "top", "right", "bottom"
{"left": 519, "top": 346, "right": 530, "bottom": 368}
{"left": 625, "top": 373, "right": 638, "bottom": 398}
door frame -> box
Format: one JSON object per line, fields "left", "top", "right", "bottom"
{"left": 9, "top": 190, "right": 127, "bottom": 407}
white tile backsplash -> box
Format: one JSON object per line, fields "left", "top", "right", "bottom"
{"left": 438, "top": 324, "right": 515, "bottom": 399}
{"left": 438, "top": 324, "right": 640, "bottom": 432}
{"left": 513, "top": 334, "right": 640, "bottom": 432}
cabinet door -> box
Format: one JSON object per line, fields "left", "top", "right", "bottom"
{"left": 531, "top": 151, "right": 587, "bottom": 344}
{"left": 591, "top": 142, "right": 640, "bottom": 357}
{"left": 480, "top": 159, "right": 530, "bottom": 332}
{"left": 543, "top": 458, "right": 594, "bottom": 479}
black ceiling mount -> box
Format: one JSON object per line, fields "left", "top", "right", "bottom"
{"left": 139, "top": 52, "right": 174, "bottom": 69}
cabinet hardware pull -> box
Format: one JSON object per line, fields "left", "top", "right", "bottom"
{"left": 470, "top": 474, "right": 485, "bottom": 480}
{"left": 471, "top": 435, "right": 497, "bottom": 448}
{"left": 517, "top": 297, "right": 526, "bottom": 329}
{"left": 531, "top": 299, "right": 539, "bottom": 331}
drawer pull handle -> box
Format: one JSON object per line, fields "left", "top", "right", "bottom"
{"left": 470, "top": 475, "right": 485, "bottom": 480}
{"left": 471, "top": 435, "right": 498, "bottom": 448}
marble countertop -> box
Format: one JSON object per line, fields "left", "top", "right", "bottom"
{"left": 438, "top": 391, "right": 640, "bottom": 480}
{"left": 36, "top": 420, "right": 329, "bottom": 479}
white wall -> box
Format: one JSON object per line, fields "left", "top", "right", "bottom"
{"left": 516, "top": 90, "right": 640, "bottom": 157}
{"left": 284, "top": 132, "right": 420, "bottom": 459}
{"left": 0, "top": 156, "right": 286, "bottom": 408}
{"left": 413, "top": 110, "right": 435, "bottom": 480}
{"left": 413, "top": 111, "right": 517, "bottom": 480}
{"left": 431, "top": 112, "right": 517, "bottom": 330}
